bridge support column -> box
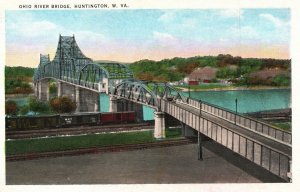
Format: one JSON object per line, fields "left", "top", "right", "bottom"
{"left": 39, "top": 79, "right": 49, "bottom": 101}
{"left": 38, "top": 81, "right": 42, "bottom": 100}
{"left": 76, "top": 88, "right": 100, "bottom": 113}
{"left": 61, "top": 82, "right": 76, "bottom": 101}
{"left": 57, "top": 81, "right": 62, "bottom": 97}
{"left": 154, "top": 112, "right": 166, "bottom": 139}
{"left": 109, "top": 96, "right": 118, "bottom": 112}
{"left": 75, "top": 86, "right": 80, "bottom": 113}
{"left": 33, "top": 82, "right": 38, "bottom": 98}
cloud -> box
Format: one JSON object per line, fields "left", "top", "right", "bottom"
{"left": 228, "top": 26, "right": 258, "bottom": 39}
{"left": 8, "top": 19, "right": 59, "bottom": 37}
{"left": 259, "top": 13, "right": 288, "bottom": 28}
{"left": 153, "top": 31, "right": 177, "bottom": 42}
{"left": 158, "top": 11, "right": 176, "bottom": 22}
{"left": 218, "top": 9, "right": 244, "bottom": 18}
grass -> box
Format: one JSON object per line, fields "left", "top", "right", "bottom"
{"left": 176, "top": 84, "right": 235, "bottom": 91}
{"left": 271, "top": 122, "right": 291, "bottom": 131}
{"left": 6, "top": 128, "right": 183, "bottom": 155}
{"left": 165, "top": 127, "right": 182, "bottom": 138}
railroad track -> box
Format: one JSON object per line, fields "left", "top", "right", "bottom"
{"left": 6, "top": 138, "right": 196, "bottom": 161}
{"left": 6, "top": 123, "right": 154, "bottom": 139}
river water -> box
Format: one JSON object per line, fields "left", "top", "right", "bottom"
{"left": 100, "top": 89, "right": 291, "bottom": 120}
{"left": 8, "top": 89, "right": 291, "bottom": 120}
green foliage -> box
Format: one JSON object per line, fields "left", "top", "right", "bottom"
{"left": 5, "top": 78, "right": 33, "bottom": 94}
{"left": 272, "top": 74, "right": 291, "bottom": 86}
{"left": 28, "top": 97, "right": 50, "bottom": 114}
{"left": 49, "top": 83, "right": 57, "bottom": 94}
{"left": 129, "top": 55, "right": 290, "bottom": 84}
{"left": 50, "top": 96, "right": 77, "bottom": 114}
{"left": 177, "top": 84, "right": 232, "bottom": 90}
{"left": 5, "top": 66, "right": 35, "bottom": 94}
{"left": 6, "top": 131, "right": 156, "bottom": 155}
{"left": 165, "top": 128, "right": 182, "bottom": 138}
{"left": 6, "top": 128, "right": 185, "bottom": 155}
{"left": 271, "top": 122, "right": 291, "bottom": 131}
{"left": 19, "top": 105, "right": 30, "bottom": 115}
{"left": 5, "top": 66, "right": 35, "bottom": 78}
{"left": 5, "top": 100, "right": 18, "bottom": 116}
{"left": 216, "top": 67, "right": 238, "bottom": 79}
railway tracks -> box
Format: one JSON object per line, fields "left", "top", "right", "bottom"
{"left": 6, "top": 138, "right": 195, "bottom": 161}
{"left": 6, "top": 123, "right": 154, "bottom": 140}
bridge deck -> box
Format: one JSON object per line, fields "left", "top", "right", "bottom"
{"left": 174, "top": 102, "right": 291, "bottom": 157}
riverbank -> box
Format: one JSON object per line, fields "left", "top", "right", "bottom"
{"left": 5, "top": 93, "right": 34, "bottom": 99}
{"left": 177, "top": 85, "right": 290, "bottom": 92}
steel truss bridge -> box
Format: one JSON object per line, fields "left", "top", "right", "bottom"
{"left": 33, "top": 35, "right": 292, "bottom": 182}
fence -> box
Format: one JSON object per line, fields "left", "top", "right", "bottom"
{"left": 185, "top": 98, "right": 292, "bottom": 145}
{"left": 161, "top": 99, "right": 291, "bottom": 181}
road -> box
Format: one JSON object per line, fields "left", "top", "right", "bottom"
{"left": 6, "top": 140, "right": 284, "bottom": 184}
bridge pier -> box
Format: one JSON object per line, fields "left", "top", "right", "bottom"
{"left": 154, "top": 112, "right": 166, "bottom": 139}
{"left": 38, "top": 79, "right": 50, "bottom": 101}
{"left": 61, "top": 82, "right": 76, "bottom": 100}
{"left": 57, "top": 81, "right": 62, "bottom": 97}
{"left": 109, "top": 96, "right": 118, "bottom": 112}
{"left": 76, "top": 87, "right": 100, "bottom": 112}
{"left": 34, "top": 82, "right": 39, "bottom": 98}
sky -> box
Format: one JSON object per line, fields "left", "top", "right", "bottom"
{"left": 5, "top": 9, "right": 290, "bottom": 67}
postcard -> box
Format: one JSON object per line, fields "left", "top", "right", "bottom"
{"left": 0, "top": 0, "right": 299, "bottom": 191}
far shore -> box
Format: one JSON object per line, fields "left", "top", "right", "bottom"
{"left": 177, "top": 85, "right": 291, "bottom": 92}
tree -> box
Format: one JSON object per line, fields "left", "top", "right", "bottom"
{"left": 5, "top": 100, "right": 18, "bottom": 116}
{"left": 272, "top": 74, "right": 290, "bottom": 86}
{"left": 50, "top": 96, "right": 76, "bottom": 114}
{"left": 28, "top": 97, "right": 50, "bottom": 114}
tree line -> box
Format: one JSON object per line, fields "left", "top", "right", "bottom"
{"left": 128, "top": 54, "right": 291, "bottom": 85}
{"left": 5, "top": 66, "right": 36, "bottom": 94}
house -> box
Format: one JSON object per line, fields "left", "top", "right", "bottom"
{"left": 188, "top": 66, "right": 218, "bottom": 84}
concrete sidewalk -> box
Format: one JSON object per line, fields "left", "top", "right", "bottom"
{"left": 6, "top": 140, "right": 284, "bottom": 184}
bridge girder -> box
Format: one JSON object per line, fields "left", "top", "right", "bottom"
{"left": 33, "top": 35, "right": 133, "bottom": 88}
{"left": 112, "top": 80, "right": 187, "bottom": 110}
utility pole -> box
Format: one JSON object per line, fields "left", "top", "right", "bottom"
{"left": 235, "top": 98, "right": 238, "bottom": 124}
{"left": 198, "top": 104, "right": 203, "bottom": 160}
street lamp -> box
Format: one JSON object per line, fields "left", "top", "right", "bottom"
{"left": 235, "top": 98, "right": 238, "bottom": 124}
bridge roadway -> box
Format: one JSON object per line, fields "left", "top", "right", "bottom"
{"left": 160, "top": 99, "right": 291, "bottom": 181}
{"left": 174, "top": 101, "right": 291, "bottom": 156}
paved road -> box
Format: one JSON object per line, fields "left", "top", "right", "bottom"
{"left": 6, "top": 141, "right": 284, "bottom": 184}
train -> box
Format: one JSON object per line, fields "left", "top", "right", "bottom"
{"left": 5, "top": 111, "right": 136, "bottom": 130}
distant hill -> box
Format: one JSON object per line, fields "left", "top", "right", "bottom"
{"left": 5, "top": 66, "right": 35, "bottom": 79}
{"left": 94, "top": 60, "right": 130, "bottom": 65}
{"left": 128, "top": 54, "right": 291, "bottom": 83}
{"left": 5, "top": 66, "right": 35, "bottom": 94}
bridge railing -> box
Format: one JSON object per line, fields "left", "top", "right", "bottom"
{"left": 161, "top": 99, "right": 291, "bottom": 181}
{"left": 183, "top": 98, "right": 292, "bottom": 145}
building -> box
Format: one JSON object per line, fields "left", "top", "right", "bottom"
{"left": 187, "top": 66, "right": 218, "bottom": 84}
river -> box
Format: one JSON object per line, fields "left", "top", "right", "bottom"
{"left": 7, "top": 89, "right": 291, "bottom": 120}
{"left": 101, "top": 89, "right": 291, "bottom": 120}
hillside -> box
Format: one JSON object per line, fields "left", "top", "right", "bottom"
{"left": 128, "top": 54, "right": 291, "bottom": 86}
{"left": 5, "top": 66, "right": 35, "bottom": 94}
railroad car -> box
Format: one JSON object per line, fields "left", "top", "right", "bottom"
{"left": 60, "top": 113, "right": 99, "bottom": 127}
{"left": 6, "top": 115, "right": 59, "bottom": 130}
{"left": 99, "top": 111, "right": 135, "bottom": 124}
{"left": 5, "top": 111, "right": 136, "bottom": 130}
